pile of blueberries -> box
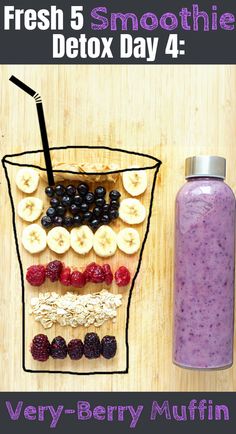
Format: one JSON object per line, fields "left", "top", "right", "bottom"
{"left": 41, "top": 183, "right": 121, "bottom": 230}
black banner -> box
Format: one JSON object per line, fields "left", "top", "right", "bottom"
{"left": 0, "top": 392, "right": 235, "bottom": 433}
{"left": 0, "top": 0, "right": 235, "bottom": 64}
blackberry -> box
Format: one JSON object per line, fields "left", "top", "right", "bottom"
{"left": 68, "top": 339, "right": 84, "bottom": 360}
{"left": 45, "top": 260, "right": 63, "bottom": 282}
{"left": 31, "top": 334, "right": 50, "bottom": 362}
{"left": 45, "top": 186, "right": 55, "bottom": 198}
{"left": 50, "top": 336, "right": 68, "bottom": 359}
{"left": 84, "top": 333, "right": 101, "bottom": 359}
{"left": 101, "top": 336, "right": 117, "bottom": 359}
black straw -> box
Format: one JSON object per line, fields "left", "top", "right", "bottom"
{"left": 9, "top": 75, "right": 55, "bottom": 185}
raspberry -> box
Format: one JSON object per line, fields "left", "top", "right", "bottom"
{"left": 84, "top": 263, "right": 105, "bottom": 284}
{"left": 59, "top": 267, "right": 71, "bottom": 286}
{"left": 31, "top": 334, "right": 50, "bottom": 362}
{"left": 71, "top": 271, "right": 86, "bottom": 288}
{"left": 50, "top": 336, "right": 68, "bottom": 359}
{"left": 101, "top": 336, "right": 117, "bottom": 359}
{"left": 26, "top": 265, "right": 46, "bottom": 286}
{"left": 115, "top": 266, "right": 131, "bottom": 287}
{"left": 84, "top": 333, "right": 101, "bottom": 359}
{"left": 102, "top": 264, "right": 113, "bottom": 285}
{"left": 68, "top": 339, "right": 84, "bottom": 360}
{"left": 45, "top": 260, "right": 63, "bottom": 282}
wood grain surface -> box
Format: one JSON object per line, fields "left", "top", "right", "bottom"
{"left": 0, "top": 65, "right": 236, "bottom": 391}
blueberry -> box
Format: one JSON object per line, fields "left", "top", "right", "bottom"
{"left": 90, "top": 219, "right": 100, "bottom": 229}
{"left": 95, "top": 186, "right": 106, "bottom": 198}
{"left": 56, "top": 205, "right": 66, "bottom": 217}
{"left": 63, "top": 216, "right": 74, "bottom": 228}
{"left": 66, "top": 185, "right": 76, "bottom": 197}
{"left": 70, "top": 204, "right": 80, "bottom": 215}
{"left": 110, "top": 200, "right": 120, "bottom": 210}
{"left": 73, "top": 195, "right": 83, "bottom": 206}
{"left": 103, "top": 204, "right": 110, "bottom": 213}
{"left": 55, "top": 184, "right": 65, "bottom": 197}
{"left": 54, "top": 216, "right": 64, "bottom": 226}
{"left": 85, "top": 192, "right": 95, "bottom": 205}
{"left": 80, "top": 203, "right": 89, "bottom": 213}
{"left": 109, "top": 209, "right": 119, "bottom": 220}
{"left": 46, "top": 207, "right": 57, "bottom": 218}
{"left": 45, "top": 186, "right": 55, "bottom": 197}
{"left": 73, "top": 215, "right": 83, "bottom": 226}
{"left": 61, "top": 195, "right": 72, "bottom": 207}
{"left": 95, "top": 198, "right": 105, "bottom": 208}
{"left": 101, "top": 214, "right": 110, "bottom": 224}
{"left": 77, "top": 183, "right": 89, "bottom": 196}
{"left": 50, "top": 197, "right": 60, "bottom": 208}
{"left": 93, "top": 207, "right": 102, "bottom": 217}
{"left": 109, "top": 190, "right": 121, "bottom": 201}
{"left": 83, "top": 211, "right": 92, "bottom": 221}
{"left": 41, "top": 215, "right": 53, "bottom": 228}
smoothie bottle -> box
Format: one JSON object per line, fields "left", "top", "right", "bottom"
{"left": 173, "top": 156, "right": 235, "bottom": 369}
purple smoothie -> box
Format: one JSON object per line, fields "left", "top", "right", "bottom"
{"left": 173, "top": 175, "right": 235, "bottom": 369}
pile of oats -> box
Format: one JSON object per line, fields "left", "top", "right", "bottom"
{"left": 30, "top": 290, "right": 123, "bottom": 329}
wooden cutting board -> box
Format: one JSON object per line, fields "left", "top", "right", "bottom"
{"left": 0, "top": 64, "right": 236, "bottom": 391}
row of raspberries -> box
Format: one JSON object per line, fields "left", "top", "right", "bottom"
{"left": 26, "top": 261, "right": 131, "bottom": 288}
{"left": 31, "top": 333, "right": 117, "bottom": 362}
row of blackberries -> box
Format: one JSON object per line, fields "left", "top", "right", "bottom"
{"left": 31, "top": 333, "right": 117, "bottom": 362}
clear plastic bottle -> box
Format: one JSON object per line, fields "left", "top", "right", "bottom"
{"left": 173, "top": 156, "right": 235, "bottom": 369}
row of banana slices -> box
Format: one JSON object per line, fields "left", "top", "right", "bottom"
{"left": 15, "top": 167, "right": 148, "bottom": 197}
{"left": 22, "top": 224, "right": 141, "bottom": 257}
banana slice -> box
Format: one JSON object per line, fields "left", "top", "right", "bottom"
{"left": 122, "top": 168, "right": 147, "bottom": 196}
{"left": 93, "top": 226, "right": 117, "bottom": 258}
{"left": 71, "top": 226, "right": 94, "bottom": 255}
{"left": 47, "top": 227, "right": 71, "bottom": 254}
{"left": 18, "top": 197, "right": 43, "bottom": 222}
{"left": 117, "top": 228, "right": 140, "bottom": 255}
{"left": 22, "top": 224, "right": 47, "bottom": 254}
{"left": 15, "top": 168, "right": 39, "bottom": 193}
{"left": 119, "top": 198, "right": 146, "bottom": 225}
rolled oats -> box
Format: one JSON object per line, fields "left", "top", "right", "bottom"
{"left": 29, "top": 289, "right": 122, "bottom": 329}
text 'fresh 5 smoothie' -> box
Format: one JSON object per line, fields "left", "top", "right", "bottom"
{"left": 173, "top": 156, "right": 235, "bottom": 369}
